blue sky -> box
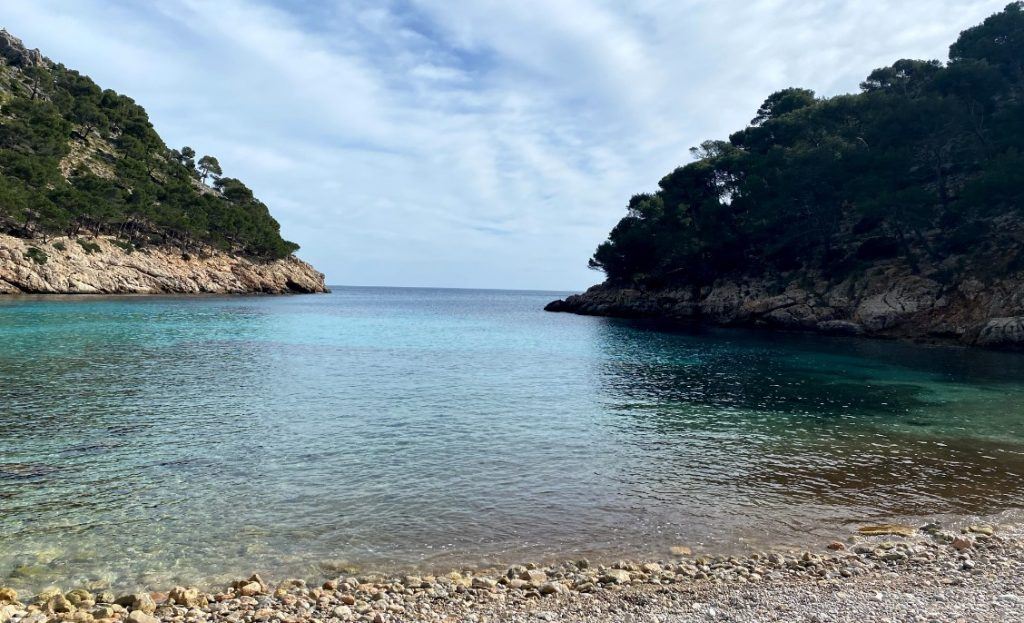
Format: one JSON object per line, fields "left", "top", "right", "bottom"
{"left": 0, "top": 0, "right": 1008, "bottom": 290}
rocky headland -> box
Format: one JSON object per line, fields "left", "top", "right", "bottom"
{"left": 545, "top": 265, "right": 1024, "bottom": 349}
{"left": 0, "top": 234, "right": 326, "bottom": 295}
{"left": 0, "top": 523, "right": 1020, "bottom": 623}
{"left": 0, "top": 31, "right": 326, "bottom": 295}
{"left": 549, "top": 5, "right": 1024, "bottom": 351}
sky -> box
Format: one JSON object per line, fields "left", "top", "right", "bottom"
{"left": 0, "top": 1, "right": 1010, "bottom": 290}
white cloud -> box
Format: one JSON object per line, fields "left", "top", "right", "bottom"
{"left": 0, "top": 0, "right": 1009, "bottom": 289}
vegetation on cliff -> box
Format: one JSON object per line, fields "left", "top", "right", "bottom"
{"left": 590, "top": 3, "right": 1024, "bottom": 288}
{"left": 0, "top": 30, "right": 298, "bottom": 260}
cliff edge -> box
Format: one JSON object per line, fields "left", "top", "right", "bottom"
{"left": 0, "top": 234, "right": 326, "bottom": 295}
{"left": 545, "top": 266, "right": 1024, "bottom": 349}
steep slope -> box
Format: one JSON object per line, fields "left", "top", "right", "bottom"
{"left": 548, "top": 3, "right": 1024, "bottom": 348}
{"left": 0, "top": 30, "right": 326, "bottom": 294}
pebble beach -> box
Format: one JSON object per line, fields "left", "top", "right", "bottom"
{"left": 2, "top": 523, "right": 1021, "bottom": 623}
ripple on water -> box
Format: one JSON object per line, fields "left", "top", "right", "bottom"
{"left": 2, "top": 287, "right": 1024, "bottom": 593}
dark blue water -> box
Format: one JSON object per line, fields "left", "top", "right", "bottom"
{"left": 2, "top": 287, "right": 1024, "bottom": 592}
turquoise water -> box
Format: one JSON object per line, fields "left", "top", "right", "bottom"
{"left": 2, "top": 287, "right": 1024, "bottom": 593}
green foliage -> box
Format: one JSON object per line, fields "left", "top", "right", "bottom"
{"left": 110, "top": 238, "right": 134, "bottom": 253}
{"left": 591, "top": 3, "right": 1024, "bottom": 287}
{"left": 76, "top": 238, "right": 101, "bottom": 254}
{"left": 51, "top": 240, "right": 65, "bottom": 251}
{"left": 23, "top": 246, "right": 47, "bottom": 264}
{"left": 0, "top": 49, "right": 299, "bottom": 260}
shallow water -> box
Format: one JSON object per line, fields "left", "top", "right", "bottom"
{"left": 2, "top": 287, "right": 1024, "bottom": 592}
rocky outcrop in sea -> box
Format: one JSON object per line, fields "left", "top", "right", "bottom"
{"left": 546, "top": 265, "right": 1024, "bottom": 349}
{"left": 0, "top": 234, "right": 327, "bottom": 295}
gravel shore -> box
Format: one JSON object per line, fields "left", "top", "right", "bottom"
{"left": 2, "top": 523, "right": 1021, "bottom": 623}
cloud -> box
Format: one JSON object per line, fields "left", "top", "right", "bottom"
{"left": 0, "top": 0, "right": 1009, "bottom": 289}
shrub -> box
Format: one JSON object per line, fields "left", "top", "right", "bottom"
{"left": 76, "top": 238, "right": 101, "bottom": 254}
{"left": 24, "top": 246, "right": 47, "bottom": 265}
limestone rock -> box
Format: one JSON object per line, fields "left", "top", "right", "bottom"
{"left": 0, "top": 29, "right": 45, "bottom": 67}
{"left": 545, "top": 267, "right": 1024, "bottom": 349}
{"left": 0, "top": 234, "right": 327, "bottom": 295}
{"left": 167, "top": 587, "right": 203, "bottom": 607}
{"left": 126, "top": 610, "right": 159, "bottom": 623}
{"left": 599, "top": 569, "right": 631, "bottom": 584}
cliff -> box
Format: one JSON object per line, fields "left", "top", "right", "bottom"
{"left": 0, "top": 234, "right": 326, "bottom": 294}
{"left": 0, "top": 30, "right": 327, "bottom": 294}
{"left": 545, "top": 266, "right": 1024, "bottom": 348}
{"left": 548, "top": 4, "right": 1024, "bottom": 349}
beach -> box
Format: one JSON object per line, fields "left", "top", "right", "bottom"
{"left": 2, "top": 523, "right": 1020, "bottom": 623}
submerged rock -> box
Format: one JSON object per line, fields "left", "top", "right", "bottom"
{"left": 857, "top": 525, "right": 917, "bottom": 537}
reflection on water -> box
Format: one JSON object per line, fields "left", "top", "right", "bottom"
{"left": 1, "top": 288, "right": 1024, "bottom": 593}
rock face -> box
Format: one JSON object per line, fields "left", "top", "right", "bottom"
{"left": 0, "top": 29, "right": 45, "bottom": 67}
{"left": 545, "top": 265, "right": 1024, "bottom": 349}
{"left": 0, "top": 234, "right": 327, "bottom": 295}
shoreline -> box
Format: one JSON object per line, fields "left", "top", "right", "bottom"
{"left": 545, "top": 279, "right": 1024, "bottom": 350}
{"left": 0, "top": 234, "right": 327, "bottom": 295}
{"left": 3, "top": 523, "right": 1020, "bottom": 623}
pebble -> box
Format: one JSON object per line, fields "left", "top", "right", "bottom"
{"left": 4, "top": 527, "right": 1024, "bottom": 623}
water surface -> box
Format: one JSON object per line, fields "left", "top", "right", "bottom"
{"left": 2, "top": 287, "right": 1024, "bottom": 592}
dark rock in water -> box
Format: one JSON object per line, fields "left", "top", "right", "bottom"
{"left": 546, "top": 270, "right": 1024, "bottom": 349}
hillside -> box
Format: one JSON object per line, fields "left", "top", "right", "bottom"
{"left": 548, "top": 3, "right": 1024, "bottom": 348}
{"left": 0, "top": 29, "right": 325, "bottom": 294}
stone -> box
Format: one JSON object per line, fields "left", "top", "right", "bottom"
{"left": 402, "top": 575, "right": 423, "bottom": 588}
{"left": 519, "top": 570, "right": 547, "bottom": 585}
{"left": 827, "top": 542, "right": 846, "bottom": 551}
{"left": 65, "top": 590, "right": 94, "bottom": 608}
{"left": 36, "top": 588, "right": 63, "bottom": 604}
{"left": 115, "top": 593, "right": 155, "bottom": 615}
{"left": 968, "top": 525, "right": 994, "bottom": 536}
{"left": 126, "top": 610, "right": 159, "bottom": 623}
{"left": 93, "top": 592, "right": 115, "bottom": 605}
{"left": 671, "top": 546, "right": 693, "bottom": 557}
{"left": 237, "top": 582, "right": 262, "bottom": 597}
{"left": 0, "top": 589, "right": 16, "bottom": 604}
{"left": 0, "top": 604, "right": 20, "bottom": 623}
{"left": 0, "top": 30, "right": 45, "bottom": 67}
{"left": 538, "top": 582, "right": 563, "bottom": 595}
{"left": 857, "top": 525, "right": 916, "bottom": 537}
{"left": 46, "top": 595, "right": 75, "bottom": 613}
{"left": 640, "top": 563, "right": 662, "bottom": 574}
{"left": 0, "top": 233, "right": 327, "bottom": 295}
{"left": 599, "top": 570, "right": 631, "bottom": 584}
{"left": 332, "top": 606, "right": 352, "bottom": 618}
{"left": 470, "top": 577, "right": 497, "bottom": 590}
{"left": 167, "top": 587, "right": 202, "bottom": 607}
{"left": 951, "top": 536, "right": 973, "bottom": 551}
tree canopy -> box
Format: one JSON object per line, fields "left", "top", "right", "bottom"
{"left": 0, "top": 43, "right": 299, "bottom": 259}
{"left": 590, "top": 3, "right": 1024, "bottom": 288}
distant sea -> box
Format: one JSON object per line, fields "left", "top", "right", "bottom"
{"left": 2, "top": 286, "right": 1024, "bottom": 592}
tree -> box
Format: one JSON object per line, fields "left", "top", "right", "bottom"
{"left": 72, "top": 99, "right": 106, "bottom": 138}
{"left": 750, "top": 88, "right": 816, "bottom": 126}
{"left": 860, "top": 59, "right": 942, "bottom": 95}
{"left": 949, "top": 1, "right": 1024, "bottom": 80}
{"left": 197, "top": 155, "right": 222, "bottom": 183}
{"left": 177, "top": 146, "right": 196, "bottom": 170}
{"left": 586, "top": 3, "right": 1024, "bottom": 287}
